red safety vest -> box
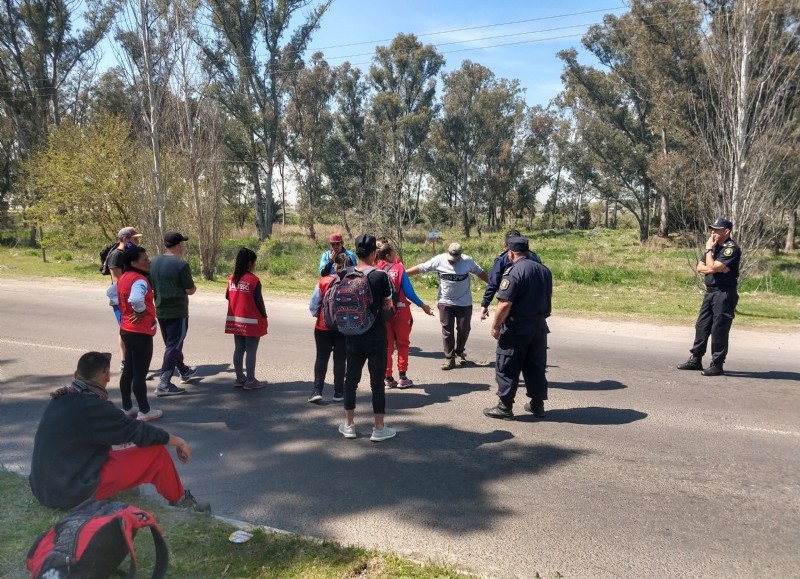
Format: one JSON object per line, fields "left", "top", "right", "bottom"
{"left": 225, "top": 271, "right": 268, "bottom": 337}
{"left": 117, "top": 271, "right": 157, "bottom": 336}
{"left": 377, "top": 258, "right": 408, "bottom": 306}
{"left": 314, "top": 274, "right": 336, "bottom": 331}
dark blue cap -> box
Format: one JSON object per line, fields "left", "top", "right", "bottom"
{"left": 506, "top": 236, "right": 529, "bottom": 252}
{"left": 710, "top": 218, "right": 733, "bottom": 230}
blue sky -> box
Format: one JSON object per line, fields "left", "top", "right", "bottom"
{"left": 303, "top": 0, "right": 628, "bottom": 107}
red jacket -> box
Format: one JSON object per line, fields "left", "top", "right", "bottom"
{"left": 314, "top": 274, "right": 336, "bottom": 331}
{"left": 117, "top": 271, "right": 157, "bottom": 335}
{"left": 225, "top": 271, "right": 268, "bottom": 337}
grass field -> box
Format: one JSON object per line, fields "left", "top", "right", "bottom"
{"left": 0, "top": 470, "right": 475, "bottom": 579}
{"left": 0, "top": 226, "right": 798, "bottom": 327}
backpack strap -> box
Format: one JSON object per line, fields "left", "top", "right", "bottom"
{"left": 122, "top": 525, "right": 168, "bottom": 579}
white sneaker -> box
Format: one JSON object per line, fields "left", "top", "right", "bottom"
{"left": 137, "top": 408, "right": 163, "bottom": 422}
{"left": 370, "top": 426, "right": 396, "bottom": 442}
{"left": 338, "top": 422, "right": 357, "bottom": 439}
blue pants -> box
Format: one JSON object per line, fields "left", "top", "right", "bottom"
{"left": 495, "top": 321, "right": 549, "bottom": 407}
{"left": 158, "top": 318, "right": 189, "bottom": 381}
{"left": 690, "top": 287, "right": 738, "bottom": 366}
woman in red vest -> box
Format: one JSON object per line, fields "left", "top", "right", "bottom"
{"left": 225, "top": 248, "right": 268, "bottom": 390}
{"left": 117, "top": 246, "right": 162, "bottom": 421}
{"left": 376, "top": 244, "right": 433, "bottom": 388}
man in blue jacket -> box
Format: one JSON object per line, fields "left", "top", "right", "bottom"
{"left": 480, "top": 229, "right": 541, "bottom": 321}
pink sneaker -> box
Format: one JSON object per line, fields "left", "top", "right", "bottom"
{"left": 397, "top": 377, "right": 413, "bottom": 389}
{"left": 384, "top": 377, "right": 398, "bottom": 388}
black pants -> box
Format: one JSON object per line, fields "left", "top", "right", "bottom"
{"left": 438, "top": 304, "right": 472, "bottom": 358}
{"left": 343, "top": 327, "right": 387, "bottom": 414}
{"left": 120, "top": 331, "right": 153, "bottom": 413}
{"left": 158, "top": 318, "right": 189, "bottom": 381}
{"left": 495, "top": 321, "right": 548, "bottom": 407}
{"left": 314, "top": 328, "right": 346, "bottom": 394}
{"left": 690, "top": 287, "right": 738, "bottom": 366}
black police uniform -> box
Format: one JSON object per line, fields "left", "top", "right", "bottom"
{"left": 690, "top": 238, "right": 741, "bottom": 367}
{"left": 494, "top": 258, "right": 553, "bottom": 408}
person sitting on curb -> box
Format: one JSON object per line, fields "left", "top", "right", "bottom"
{"left": 29, "top": 351, "right": 210, "bottom": 512}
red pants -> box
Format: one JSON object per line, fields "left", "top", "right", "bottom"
{"left": 386, "top": 306, "right": 413, "bottom": 375}
{"left": 96, "top": 444, "right": 184, "bottom": 504}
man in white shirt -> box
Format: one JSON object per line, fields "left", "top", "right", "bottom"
{"left": 407, "top": 243, "right": 489, "bottom": 370}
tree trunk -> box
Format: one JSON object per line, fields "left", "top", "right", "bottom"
{"left": 786, "top": 207, "right": 797, "bottom": 252}
{"left": 658, "top": 128, "right": 669, "bottom": 238}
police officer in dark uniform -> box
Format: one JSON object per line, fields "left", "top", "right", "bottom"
{"left": 484, "top": 236, "right": 553, "bottom": 420}
{"left": 677, "top": 217, "right": 741, "bottom": 376}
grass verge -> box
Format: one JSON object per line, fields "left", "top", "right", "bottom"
{"left": 0, "top": 469, "right": 472, "bottom": 579}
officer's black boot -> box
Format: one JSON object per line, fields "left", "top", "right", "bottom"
{"left": 483, "top": 400, "right": 514, "bottom": 420}
{"left": 524, "top": 400, "right": 546, "bottom": 418}
{"left": 677, "top": 356, "right": 702, "bottom": 370}
{"left": 701, "top": 363, "right": 724, "bottom": 376}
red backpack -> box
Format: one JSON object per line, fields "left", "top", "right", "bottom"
{"left": 27, "top": 499, "right": 168, "bottom": 579}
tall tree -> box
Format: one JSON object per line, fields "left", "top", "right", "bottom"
{"left": 200, "top": 0, "right": 331, "bottom": 241}
{"left": 0, "top": 0, "right": 116, "bottom": 235}
{"left": 285, "top": 52, "right": 336, "bottom": 240}
{"left": 368, "top": 33, "right": 443, "bottom": 249}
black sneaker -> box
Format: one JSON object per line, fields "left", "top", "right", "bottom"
{"left": 179, "top": 366, "right": 198, "bottom": 383}
{"left": 701, "top": 364, "right": 724, "bottom": 376}
{"left": 483, "top": 403, "right": 514, "bottom": 420}
{"left": 308, "top": 389, "right": 323, "bottom": 404}
{"left": 524, "top": 401, "right": 546, "bottom": 418}
{"left": 170, "top": 489, "right": 211, "bottom": 513}
{"left": 332, "top": 392, "right": 344, "bottom": 402}
{"left": 156, "top": 383, "right": 187, "bottom": 397}
{"left": 677, "top": 356, "right": 702, "bottom": 370}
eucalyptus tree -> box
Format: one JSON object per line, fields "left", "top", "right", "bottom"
{"left": 284, "top": 52, "right": 336, "bottom": 240}
{"left": 0, "top": 0, "right": 116, "bottom": 236}
{"left": 114, "top": 0, "right": 181, "bottom": 238}
{"left": 324, "top": 62, "right": 374, "bottom": 237}
{"left": 368, "top": 33, "right": 443, "bottom": 250}
{"left": 688, "top": 0, "right": 800, "bottom": 261}
{"left": 559, "top": 10, "right": 663, "bottom": 243}
{"left": 200, "top": 0, "right": 332, "bottom": 241}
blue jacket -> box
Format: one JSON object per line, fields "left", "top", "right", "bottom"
{"left": 318, "top": 249, "right": 357, "bottom": 276}
{"left": 481, "top": 249, "right": 541, "bottom": 308}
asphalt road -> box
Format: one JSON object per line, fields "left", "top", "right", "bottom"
{"left": 1, "top": 278, "right": 798, "bottom": 579}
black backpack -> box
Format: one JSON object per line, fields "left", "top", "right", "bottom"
{"left": 27, "top": 499, "right": 169, "bottom": 579}
{"left": 100, "top": 242, "right": 118, "bottom": 275}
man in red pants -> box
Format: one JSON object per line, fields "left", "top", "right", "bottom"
{"left": 30, "top": 351, "right": 209, "bottom": 512}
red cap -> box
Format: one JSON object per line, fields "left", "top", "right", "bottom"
{"left": 328, "top": 233, "right": 343, "bottom": 243}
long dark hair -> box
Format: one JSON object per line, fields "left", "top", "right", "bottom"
{"left": 233, "top": 247, "right": 257, "bottom": 284}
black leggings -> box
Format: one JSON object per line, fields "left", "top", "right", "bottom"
{"left": 120, "top": 331, "right": 153, "bottom": 413}
{"left": 313, "top": 328, "right": 346, "bottom": 392}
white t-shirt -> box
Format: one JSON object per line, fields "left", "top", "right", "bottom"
{"left": 416, "top": 254, "right": 485, "bottom": 307}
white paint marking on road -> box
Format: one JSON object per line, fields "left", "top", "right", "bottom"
{"left": 0, "top": 338, "right": 85, "bottom": 352}
{"left": 733, "top": 425, "right": 800, "bottom": 437}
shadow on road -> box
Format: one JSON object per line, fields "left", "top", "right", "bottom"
{"left": 517, "top": 406, "right": 647, "bottom": 425}
{"left": 550, "top": 379, "right": 627, "bottom": 391}
{"left": 723, "top": 370, "right": 800, "bottom": 381}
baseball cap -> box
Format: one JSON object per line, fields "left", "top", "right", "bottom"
{"left": 506, "top": 236, "right": 529, "bottom": 252}
{"left": 118, "top": 227, "right": 142, "bottom": 240}
{"left": 447, "top": 242, "right": 462, "bottom": 262}
{"left": 710, "top": 218, "right": 733, "bottom": 230}
{"left": 164, "top": 231, "right": 189, "bottom": 247}
{"left": 354, "top": 234, "right": 377, "bottom": 254}
{"left": 328, "top": 233, "right": 343, "bottom": 243}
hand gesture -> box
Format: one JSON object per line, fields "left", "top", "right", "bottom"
{"left": 480, "top": 306, "right": 489, "bottom": 321}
